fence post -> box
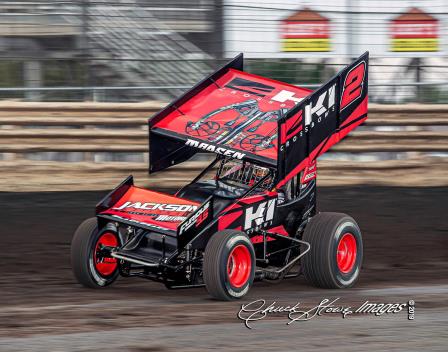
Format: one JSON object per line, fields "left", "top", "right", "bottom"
{"left": 415, "top": 58, "right": 422, "bottom": 103}
{"left": 212, "top": 0, "right": 224, "bottom": 60}
{"left": 81, "top": 0, "right": 92, "bottom": 101}
{"left": 23, "top": 61, "right": 42, "bottom": 102}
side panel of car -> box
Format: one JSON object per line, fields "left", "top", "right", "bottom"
{"left": 177, "top": 196, "right": 214, "bottom": 249}
{"left": 217, "top": 193, "right": 278, "bottom": 234}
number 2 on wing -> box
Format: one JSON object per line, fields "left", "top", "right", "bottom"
{"left": 340, "top": 61, "right": 366, "bottom": 110}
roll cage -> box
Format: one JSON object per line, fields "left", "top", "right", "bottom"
{"left": 178, "top": 156, "right": 275, "bottom": 196}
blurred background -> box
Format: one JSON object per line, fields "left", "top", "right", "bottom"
{"left": 0, "top": 0, "right": 447, "bottom": 103}
{"left": 0, "top": 0, "right": 446, "bottom": 191}
{"left": 0, "top": 2, "right": 447, "bottom": 350}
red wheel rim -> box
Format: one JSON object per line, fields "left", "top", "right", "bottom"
{"left": 93, "top": 232, "right": 118, "bottom": 276}
{"left": 336, "top": 233, "right": 357, "bottom": 273}
{"left": 227, "top": 244, "right": 252, "bottom": 288}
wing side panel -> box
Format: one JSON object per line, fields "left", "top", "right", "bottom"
{"left": 277, "top": 52, "right": 369, "bottom": 187}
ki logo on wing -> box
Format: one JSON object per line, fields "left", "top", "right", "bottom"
{"left": 304, "top": 84, "right": 336, "bottom": 126}
{"left": 244, "top": 199, "right": 276, "bottom": 232}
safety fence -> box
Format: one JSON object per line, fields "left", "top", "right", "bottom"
{"left": 0, "top": 1, "right": 447, "bottom": 103}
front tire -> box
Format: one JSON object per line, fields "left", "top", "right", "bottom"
{"left": 302, "top": 212, "right": 363, "bottom": 289}
{"left": 71, "top": 218, "right": 120, "bottom": 288}
{"left": 203, "top": 230, "right": 255, "bottom": 300}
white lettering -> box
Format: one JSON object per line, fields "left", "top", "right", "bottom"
{"left": 272, "top": 90, "right": 304, "bottom": 104}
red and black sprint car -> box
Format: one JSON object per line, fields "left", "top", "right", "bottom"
{"left": 71, "top": 52, "right": 369, "bottom": 300}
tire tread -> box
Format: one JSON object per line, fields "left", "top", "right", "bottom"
{"left": 203, "top": 230, "right": 254, "bottom": 300}
{"left": 302, "top": 212, "right": 360, "bottom": 289}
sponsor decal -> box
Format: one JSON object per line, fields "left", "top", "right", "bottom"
{"left": 340, "top": 61, "right": 366, "bottom": 111}
{"left": 301, "top": 160, "right": 317, "bottom": 183}
{"left": 113, "top": 202, "right": 198, "bottom": 213}
{"left": 244, "top": 199, "right": 276, "bottom": 232}
{"left": 302, "top": 171, "right": 316, "bottom": 183}
{"left": 179, "top": 201, "right": 211, "bottom": 235}
{"left": 279, "top": 82, "right": 336, "bottom": 152}
{"left": 283, "top": 38, "right": 330, "bottom": 52}
{"left": 272, "top": 90, "right": 304, "bottom": 104}
{"left": 305, "top": 84, "right": 336, "bottom": 125}
{"left": 390, "top": 8, "right": 439, "bottom": 52}
{"left": 108, "top": 214, "right": 170, "bottom": 231}
{"left": 225, "top": 78, "right": 275, "bottom": 97}
{"left": 185, "top": 139, "right": 246, "bottom": 160}
{"left": 154, "top": 215, "right": 188, "bottom": 222}
{"left": 195, "top": 207, "right": 209, "bottom": 227}
{"left": 280, "top": 7, "right": 331, "bottom": 52}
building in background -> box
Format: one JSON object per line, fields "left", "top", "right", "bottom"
{"left": 0, "top": 0, "right": 222, "bottom": 101}
{"left": 224, "top": 0, "right": 447, "bottom": 103}
{"left": 390, "top": 7, "right": 439, "bottom": 52}
{"left": 0, "top": 0, "right": 446, "bottom": 103}
{"left": 280, "top": 7, "right": 330, "bottom": 52}
{"left": 224, "top": 0, "right": 447, "bottom": 58}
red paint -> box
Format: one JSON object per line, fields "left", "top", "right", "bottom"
{"left": 93, "top": 232, "right": 118, "bottom": 276}
{"left": 340, "top": 96, "right": 368, "bottom": 131}
{"left": 195, "top": 209, "right": 209, "bottom": 226}
{"left": 310, "top": 133, "right": 340, "bottom": 161}
{"left": 227, "top": 244, "right": 252, "bottom": 288}
{"left": 281, "top": 20, "right": 330, "bottom": 39}
{"left": 218, "top": 210, "right": 242, "bottom": 231}
{"left": 251, "top": 224, "right": 289, "bottom": 243}
{"left": 101, "top": 186, "right": 199, "bottom": 231}
{"left": 239, "top": 194, "right": 271, "bottom": 205}
{"left": 267, "top": 224, "right": 289, "bottom": 237}
{"left": 280, "top": 110, "right": 303, "bottom": 144}
{"left": 301, "top": 159, "right": 317, "bottom": 184}
{"left": 153, "top": 68, "right": 311, "bottom": 163}
{"left": 341, "top": 62, "right": 366, "bottom": 110}
{"left": 337, "top": 233, "right": 357, "bottom": 273}
{"left": 277, "top": 92, "right": 367, "bottom": 189}
{"left": 276, "top": 157, "right": 309, "bottom": 188}
{"left": 391, "top": 20, "right": 438, "bottom": 39}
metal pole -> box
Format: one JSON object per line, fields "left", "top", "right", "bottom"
{"left": 81, "top": 0, "right": 92, "bottom": 100}
{"left": 213, "top": 0, "right": 224, "bottom": 61}
{"left": 346, "top": 0, "right": 352, "bottom": 60}
{"left": 416, "top": 57, "right": 422, "bottom": 103}
{"left": 23, "top": 60, "right": 43, "bottom": 102}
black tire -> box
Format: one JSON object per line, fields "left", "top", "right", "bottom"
{"left": 203, "top": 230, "right": 255, "bottom": 300}
{"left": 71, "top": 217, "right": 120, "bottom": 288}
{"left": 302, "top": 212, "right": 363, "bottom": 289}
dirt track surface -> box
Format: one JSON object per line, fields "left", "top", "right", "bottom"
{"left": 0, "top": 186, "right": 447, "bottom": 351}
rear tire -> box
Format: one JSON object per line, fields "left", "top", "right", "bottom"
{"left": 203, "top": 230, "right": 255, "bottom": 300}
{"left": 302, "top": 212, "right": 363, "bottom": 289}
{"left": 71, "top": 218, "right": 120, "bottom": 288}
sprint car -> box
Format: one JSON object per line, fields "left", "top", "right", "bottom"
{"left": 71, "top": 52, "right": 369, "bottom": 300}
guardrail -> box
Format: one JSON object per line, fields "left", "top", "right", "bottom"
{"left": 0, "top": 102, "right": 447, "bottom": 191}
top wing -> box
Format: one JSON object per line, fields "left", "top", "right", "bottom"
{"left": 149, "top": 56, "right": 310, "bottom": 172}
{"left": 149, "top": 52, "right": 368, "bottom": 181}
{"left": 153, "top": 69, "right": 311, "bottom": 164}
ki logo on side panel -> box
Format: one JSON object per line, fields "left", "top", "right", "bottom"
{"left": 244, "top": 199, "right": 276, "bottom": 233}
